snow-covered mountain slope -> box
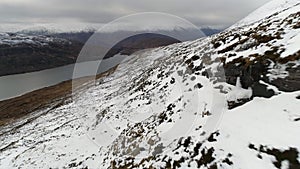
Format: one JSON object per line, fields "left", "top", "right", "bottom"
{"left": 1, "top": 0, "right": 300, "bottom": 168}
{"left": 0, "top": 33, "right": 71, "bottom": 46}
{"left": 0, "top": 23, "right": 102, "bottom": 34}
{"left": 231, "top": 0, "right": 300, "bottom": 29}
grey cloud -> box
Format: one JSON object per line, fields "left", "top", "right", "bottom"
{"left": 0, "top": 0, "right": 271, "bottom": 28}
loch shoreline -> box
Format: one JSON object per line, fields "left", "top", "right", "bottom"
{"left": 0, "top": 66, "right": 117, "bottom": 127}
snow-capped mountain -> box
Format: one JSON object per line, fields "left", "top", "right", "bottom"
{"left": 0, "top": 22, "right": 221, "bottom": 37}
{"left": 0, "top": 23, "right": 102, "bottom": 35}
{"left": 0, "top": 0, "right": 300, "bottom": 169}
{"left": 0, "top": 32, "right": 83, "bottom": 76}
{"left": 0, "top": 23, "right": 217, "bottom": 76}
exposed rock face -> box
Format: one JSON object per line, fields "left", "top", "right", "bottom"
{"left": 213, "top": 10, "right": 300, "bottom": 98}
{"left": 271, "top": 65, "right": 300, "bottom": 92}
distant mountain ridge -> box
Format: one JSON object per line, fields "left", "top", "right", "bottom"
{"left": 0, "top": 22, "right": 222, "bottom": 36}
{"left": 0, "top": 26, "right": 221, "bottom": 76}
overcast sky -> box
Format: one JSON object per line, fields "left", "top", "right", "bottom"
{"left": 0, "top": 0, "right": 271, "bottom": 28}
